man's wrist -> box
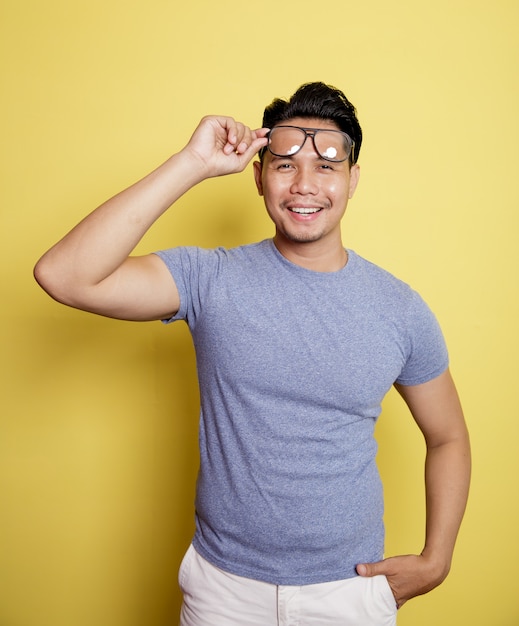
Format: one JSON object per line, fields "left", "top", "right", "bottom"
{"left": 420, "top": 547, "right": 452, "bottom": 584}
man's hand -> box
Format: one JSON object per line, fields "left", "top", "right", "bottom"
{"left": 182, "top": 115, "right": 269, "bottom": 179}
{"left": 356, "top": 554, "right": 449, "bottom": 608}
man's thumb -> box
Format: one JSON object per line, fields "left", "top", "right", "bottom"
{"left": 356, "top": 562, "right": 379, "bottom": 577}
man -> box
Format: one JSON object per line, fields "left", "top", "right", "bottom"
{"left": 34, "top": 82, "right": 470, "bottom": 626}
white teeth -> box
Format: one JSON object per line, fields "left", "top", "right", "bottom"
{"left": 290, "top": 207, "right": 321, "bottom": 214}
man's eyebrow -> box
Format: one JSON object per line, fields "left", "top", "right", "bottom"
{"left": 266, "top": 154, "right": 295, "bottom": 164}
{"left": 269, "top": 154, "right": 293, "bottom": 160}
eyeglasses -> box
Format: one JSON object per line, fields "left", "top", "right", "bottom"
{"left": 264, "top": 125, "right": 355, "bottom": 163}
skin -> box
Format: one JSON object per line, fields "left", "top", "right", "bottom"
{"left": 34, "top": 114, "right": 470, "bottom": 609}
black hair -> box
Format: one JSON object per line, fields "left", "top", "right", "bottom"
{"left": 261, "top": 82, "right": 362, "bottom": 164}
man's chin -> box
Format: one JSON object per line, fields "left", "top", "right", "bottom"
{"left": 282, "top": 231, "right": 324, "bottom": 244}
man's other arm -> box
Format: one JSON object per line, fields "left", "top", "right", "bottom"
{"left": 357, "top": 368, "right": 471, "bottom": 608}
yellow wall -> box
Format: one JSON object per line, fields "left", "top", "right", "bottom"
{"left": 1, "top": 1, "right": 518, "bottom": 624}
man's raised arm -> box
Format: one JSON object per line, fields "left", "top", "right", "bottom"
{"left": 34, "top": 116, "right": 268, "bottom": 321}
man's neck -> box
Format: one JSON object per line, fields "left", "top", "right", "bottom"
{"left": 273, "top": 235, "right": 348, "bottom": 273}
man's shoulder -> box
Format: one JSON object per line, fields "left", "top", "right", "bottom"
{"left": 156, "top": 239, "right": 271, "bottom": 265}
{"left": 348, "top": 250, "right": 413, "bottom": 294}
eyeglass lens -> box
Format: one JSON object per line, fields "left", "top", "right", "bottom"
{"left": 268, "top": 126, "right": 352, "bottom": 162}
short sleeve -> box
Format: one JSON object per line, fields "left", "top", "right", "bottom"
{"left": 395, "top": 291, "right": 449, "bottom": 386}
{"left": 154, "top": 246, "right": 221, "bottom": 326}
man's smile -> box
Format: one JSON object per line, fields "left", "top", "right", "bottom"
{"left": 288, "top": 207, "right": 323, "bottom": 215}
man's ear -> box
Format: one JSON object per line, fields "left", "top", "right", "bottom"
{"left": 348, "top": 164, "right": 360, "bottom": 199}
{"left": 253, "top": 160, "right": 264, "bottom": 196}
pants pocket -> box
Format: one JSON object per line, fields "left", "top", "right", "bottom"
{"left": 375, "top": 575, "right": 399, "bottom": 614}
{"left": 178, "top": 543, "right": 196, "bottom": 592}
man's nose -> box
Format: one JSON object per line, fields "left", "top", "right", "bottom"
{"left": 290, "top": 166, "right": 319, "bottom": 194}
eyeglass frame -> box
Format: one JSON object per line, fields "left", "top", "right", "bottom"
{"left": 260, "top": 125, "right": 355, "bottom": 164}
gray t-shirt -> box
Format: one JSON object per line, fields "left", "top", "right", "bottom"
{"left": 155, "top": 239, "right": 448, "bottom": 585}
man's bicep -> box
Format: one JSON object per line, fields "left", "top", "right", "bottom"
{"left": 394, "top": 369, "right": 468, "bottom": 447}
{"left": 129, "top": 253, "right": 181, "bottom": 320}
{"left": 74, "top": 253, "right": 181, "bottom": 322}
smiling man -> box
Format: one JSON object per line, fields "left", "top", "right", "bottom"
{"left": 254, "top": 119, "right": 360, "bottom": 269}
{"left": 34, "top": 82, "right": 470, "bottom": 626}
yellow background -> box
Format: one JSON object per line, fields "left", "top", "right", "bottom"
{"left": 1, "top": 1, "right": 518, "bottom": 624}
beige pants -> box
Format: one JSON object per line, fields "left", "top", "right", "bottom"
{"left": 179, "top": 544, "right": 397, "bottom": 626}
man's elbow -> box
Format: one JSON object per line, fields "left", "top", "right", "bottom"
{"left": 34, "top": 254, "right": 76, "bottom": 306}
